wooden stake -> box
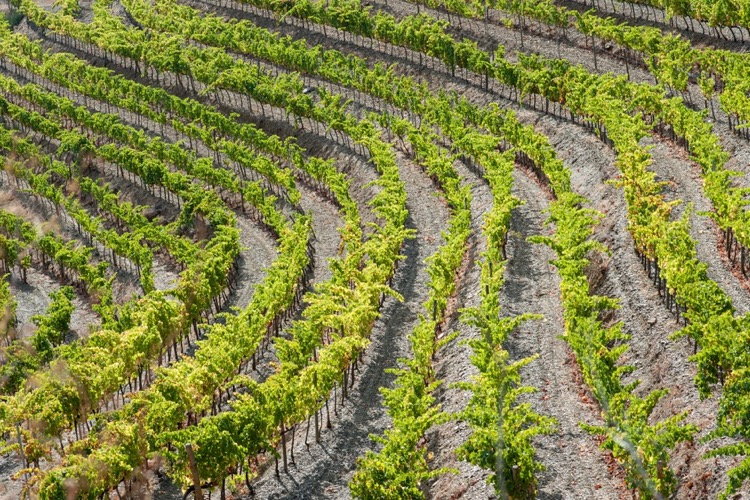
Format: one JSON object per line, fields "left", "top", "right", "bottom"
{"left": 15, "top": 424, "right": 28, "bottom": 486}
{"left": 185, "top": 443, "right": 204, "bottom": 500}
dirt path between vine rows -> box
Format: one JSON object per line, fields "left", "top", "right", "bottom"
{"left": 501, "top": 167, "right": 626, "bottom": 499}
{"left": 0, "top": 182, "right": 104, "bottom": 336}
{"left": 530, "top": 110, "right": 739, "bottom": 497}
{"left": 646, "top": 136, "right": 750, "bottom": 313}
{"left": 425, "top": 151, "right": 624, "bottom": 498}
{"left": 250, "top": 148, "right": 448, "bottom": 499}
{"left": 421, "top": 157, "right": 496, "bottom": 498}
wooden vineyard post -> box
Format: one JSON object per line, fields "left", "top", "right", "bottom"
{"left": 15, "top": 424, "right": 28, "bottom": 487}
{"left": 185, "top": 443, "right": 204, "bottom": 500}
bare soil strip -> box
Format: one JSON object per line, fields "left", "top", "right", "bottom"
{"left": 251, "top": 150, "right": 449, "bottom": 499}
{"left": 530, "top": 111, "right": 739, "bottom": 496}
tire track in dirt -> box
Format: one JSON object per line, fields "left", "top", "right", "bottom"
{"left": 227, "top": 216, "right": 278, "bottom": 310}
